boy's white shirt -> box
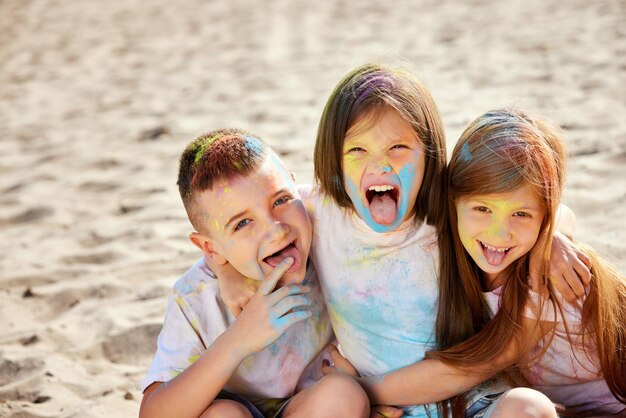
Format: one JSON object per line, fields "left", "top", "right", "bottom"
{"left": 483, "top": 287, "right": 624, "bottom": 414}
{"left": 141, "top": 258, "right": 332, "bottom": 410}
{"left": 301, "top": 185, "right": 442, "bottom": 417}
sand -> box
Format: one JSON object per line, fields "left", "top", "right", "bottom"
{"left": 0, "top": 0, "right": 624, "bottom": 416}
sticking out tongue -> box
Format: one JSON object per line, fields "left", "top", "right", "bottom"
{"left": 369, "top": 193, "right": 398, "bottom": 225}
{"left": 264, "top": 244, "right": 300, "bottom": 272}
{"left": 483, "top": 246, "right": 507, "bottom": 266}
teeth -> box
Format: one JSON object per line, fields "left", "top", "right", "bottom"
{"left": 368, "top": 185, "right": 395, "bottom": 192}
{"left": 481, "top": 242, "right": 510, "bottom": 253}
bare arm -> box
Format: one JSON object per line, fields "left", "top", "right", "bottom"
{"left": 359, "top": 316, "right": 555, "bottom": 406}
{"left": 139, "top": 258, "right": 311, "bottom": 418}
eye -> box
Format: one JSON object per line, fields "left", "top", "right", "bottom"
{"left": 274, "top": 195, "right": 291, "bottom": 207}
{"left": 474, "top": 206, "right": 491, "bottom": 213}
{"left": 513, "top": 211, "right": 530, "bottom": 218}
{"left": 234, "top": 219, "right": 250, "bottom": 231}
{"left": 345, "top": 147, "right": 365, "bottom": 153}
{"left": 391, "top": 144, "right": 409, "bottom": 150}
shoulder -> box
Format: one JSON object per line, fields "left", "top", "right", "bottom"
{"left": 171, "top": 257, "right": 220, "bottom": 301}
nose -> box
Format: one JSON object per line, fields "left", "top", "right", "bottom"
{"left": 490, "top": 218, "right": 512, "bottom": 242}
{"left": 365, "top": 155, "right": 392, "bottom": 175}
{"left": 265, "top": 219, "right": 289, "bottom": 242}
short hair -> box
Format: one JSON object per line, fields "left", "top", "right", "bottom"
{"left": 177, "top": 129, "right": 268, "bottom": 232}
{"left": 313, "top": 62, "right": 447, "bottom": 226}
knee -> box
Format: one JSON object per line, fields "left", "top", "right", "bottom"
{"left": 489, "top": 388, "right": 556, "bottom": 418}
{"left": 200, "top": 399, "right": 253, "bottom": 418}
{"left": 307, "top": 374, "right": 369, "bottom": 418}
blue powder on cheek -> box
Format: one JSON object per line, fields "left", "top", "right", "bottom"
{"left": 344, "top": 164, "right": 416, "bottom": 233}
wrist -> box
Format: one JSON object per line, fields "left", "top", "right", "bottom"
{"left": 213, "top": 328, "right": 252, "bottom": 365}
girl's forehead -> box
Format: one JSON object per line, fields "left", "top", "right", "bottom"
{"left": 461, "top": 186, "right": 543, "bottom": 209}
{"left": 344, "top": 107, "right": 417, "bottom": 144}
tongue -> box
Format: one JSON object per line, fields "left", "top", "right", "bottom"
{"left": 369, "top": 193, "right": 397, "bottom": 225}
{"left": 484, "top": 247, "right": 507, "bottom": 266}
{"left": 265, "top": 245, "right": 299, "bottom": 268}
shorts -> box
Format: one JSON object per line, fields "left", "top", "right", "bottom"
{"left": 465, "top": 392, "right": 505, "bottom": 418}
{"left": 464, "top": 377, "right": 510, "bottom": 418}
{"left": 216, "top": 390, "right": 290, "bottom": 418}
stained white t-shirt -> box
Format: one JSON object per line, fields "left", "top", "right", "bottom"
{"left": 483, "top": 287, "right": 624, "bottom": 415}
{"left": 141, "top": 258, "right": 333, "bottom": 415}
{"left": 303, "top": 186, "right": 440, "bottom": 417}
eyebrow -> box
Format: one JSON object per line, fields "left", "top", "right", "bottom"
{"left": 471, "top": 198, "right": 541, "bottom": 211}
{"left": 223, "top": 188, "right": 292, "bottom": 230}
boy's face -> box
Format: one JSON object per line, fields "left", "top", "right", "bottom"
{"left": 342, "top": 107, "right": 425, "bottom": 232}
{"left": 195, "top": 155, "right": 312, "bottom": 286}
{"left": 455, "top": 184, "right": 545, "bottom": 288}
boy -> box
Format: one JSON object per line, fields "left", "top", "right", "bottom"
{"left": 139, "top": 129, "right": 370, "bottom": 418}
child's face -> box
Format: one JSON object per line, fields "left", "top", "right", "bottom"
{"left": 196, "top": 155, "right": 312, "bottom": 286}
{"left": 455, "top": 184, "right": 545, "bottom": 287}
{"left": 342, "top": 107, "right": 425, "bottom": 232}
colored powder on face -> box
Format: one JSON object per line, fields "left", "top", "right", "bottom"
{"left": 269, "top": 153, "right": 297, "bottom": 193}
{"left": 344, "top": 162, "right": 415, "bottom": 233}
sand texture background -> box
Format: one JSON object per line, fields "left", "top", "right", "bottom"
{"left": 0, "top": 0, "right": 624, "bottom": 416}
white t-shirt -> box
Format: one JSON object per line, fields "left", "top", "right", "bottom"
{"left": 483, "top": 287, "right": 624, "bottom": 415}
{"left": 141, "top": 258, "right": 333, "bottom": 415}
{"left": 304, "top": 186, "right": 440, "bottom": 417}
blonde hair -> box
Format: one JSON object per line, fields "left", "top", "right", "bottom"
{"left": 431, "top": 108, "right": 626, "bottom": 415}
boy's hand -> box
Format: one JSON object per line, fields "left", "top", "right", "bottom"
{"left": 214, "top": 261, "right": 257, "bottom": 317}
{"left": 321, "top": 345, "right": 359, "bottom": 377}
{"left": 228, "top": 257, "right": 312, "bottom": 358}
{"left": 529, "top": 232, "right": 592, "bottom": 303}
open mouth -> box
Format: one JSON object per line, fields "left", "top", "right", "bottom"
{"left": 263, "top": 240, "right": 301, "bottom": 273}
{"left": 478, "top": 241, "right": 512, "bottom": 266}
{"left": 365, "top": 185, "right": 400, "bottom": 225}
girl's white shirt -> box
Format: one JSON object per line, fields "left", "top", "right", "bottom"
{"left": 302, "top": 185, "right": 440, "bottom": 417}
{"left": 483, "top": 286, "right": 624, "bottom": 414}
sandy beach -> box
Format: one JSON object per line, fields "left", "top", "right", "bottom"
{"left": 0, "top": 0, "right": 624, "bottom": 416}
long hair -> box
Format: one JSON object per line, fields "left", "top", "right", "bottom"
{"left": 430, "top": 108, "right": 623, "bottom": 415}
{"left": 313, "top": 62, "right": 447, "bottom": 227}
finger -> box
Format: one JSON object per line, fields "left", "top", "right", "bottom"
{"left": 258, "top": 257, "right": 294, "bottom": 296}
{"left": 576, "top": 249, "right": 592, "bottom": 269}
{"left": 562, "top": 267, "right": 586, "bottom": 300}
{"left": 573, "top": 257, "right": 592, "bottom": 287}
{"left": 272, "top": 310, "right": 312, "bottom": 333}
{"left": 271, "top": 295, "right": 311, "bottom": 317}
{"left": 267, "top": 284, "right": 310, "bottom": 306}
{"left": 549, "top": 274, "right": 576, "bottom": 303}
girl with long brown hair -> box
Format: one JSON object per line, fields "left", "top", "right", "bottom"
{"left": 352, "top": 108, "right": 626, "bottom": 417}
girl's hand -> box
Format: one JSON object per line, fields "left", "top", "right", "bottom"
{"left": 227, "top": 257, "right": 312, "bottom": 358}
{"left": 211, "top": 258, "right": 257, "bottom": 316}
{"left": 530, "top": 231, "right": 591, "bottom": 303}
{"left": 321, "top": 345, "right": 359, "bottom": 377}
{"left": 370, "top": 405, "right": 403, "bottom": 418}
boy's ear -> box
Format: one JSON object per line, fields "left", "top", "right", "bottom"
{"left": 189, "top": 232, "right": 228, "bottom": 265}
